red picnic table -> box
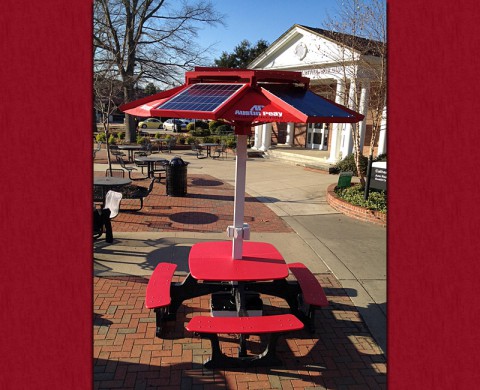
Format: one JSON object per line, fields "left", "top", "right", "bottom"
{"left": 145, "top": 241, "right": 328, "bottom": 368}
{"left": 188, "top": 241, "right": 289, "bottom": 281}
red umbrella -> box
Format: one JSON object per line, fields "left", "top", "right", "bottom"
{"left": 120, "top": 67, "right": 363, "bottom": 259}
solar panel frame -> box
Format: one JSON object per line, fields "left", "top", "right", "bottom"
{"left": 157, "top": 83, "right": 247, "bottom": 113}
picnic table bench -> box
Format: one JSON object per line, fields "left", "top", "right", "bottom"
{"left": 186, "top": 314, "right": 304, "bottom": 368}
{"left": 120, "top": 177, "right": 155, "bottom": 211}
{"left": 288, "top": 262, "right": 329, "bottom": 332}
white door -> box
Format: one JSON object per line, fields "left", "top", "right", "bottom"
{"left": 306, "top": 123, "right": 328, "bottom": 150}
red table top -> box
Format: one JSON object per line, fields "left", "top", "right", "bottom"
{"left": 188, "top": 241, "right": 289, "bottom": 282}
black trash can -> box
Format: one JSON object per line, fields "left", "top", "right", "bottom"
{"left": 165, "top": 157, "right": 189, "bottom": 196}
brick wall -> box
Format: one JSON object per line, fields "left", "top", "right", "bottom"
{"left": 326, "top": 183, "right": 387, "bottom": 227}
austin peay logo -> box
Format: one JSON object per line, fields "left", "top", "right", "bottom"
{"left": 234, "top": 105, "right": 283, "bottom": 118}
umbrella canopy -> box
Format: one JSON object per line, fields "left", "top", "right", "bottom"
{"left": 122, "top": 67, "right": 362, "bottom": 126}
{"left": 120, "top": 67, "right": 364, "bottom": 259}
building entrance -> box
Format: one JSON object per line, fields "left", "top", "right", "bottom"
{"left": 306, "top": 123, "right": 329, "bottom": 150}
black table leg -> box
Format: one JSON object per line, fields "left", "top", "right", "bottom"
{"left": 233, "top": 284, "right": 249, "bottom": 357}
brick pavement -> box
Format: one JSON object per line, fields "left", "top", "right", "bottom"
{"left": 94, "top": 152, "right": 386, "bottom": 389}
{"left": 94, "top": 170, "right": 292, "bottom": 234}
{"left": 94, "top": 275, "right": 386, "bottom": 389}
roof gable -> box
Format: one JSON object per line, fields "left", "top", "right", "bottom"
{"left": 299, "top": 25, "right": 385, "bottom": 56}
{"left": 249, "top": 24, "right": 384, "bottom": 70}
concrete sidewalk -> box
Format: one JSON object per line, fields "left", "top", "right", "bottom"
{"left": 94, "top": 148, "right": 386, "bottom": 363}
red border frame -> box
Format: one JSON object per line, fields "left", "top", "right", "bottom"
{"left": 3, "top": 1, "right": 479, "bottom": 388}
{"left": 2, "top": 0, "right": 92, "bottom": 388}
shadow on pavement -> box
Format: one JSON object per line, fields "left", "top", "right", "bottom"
{"left": 94, "top": 275, "right": 386, "bottom": 389}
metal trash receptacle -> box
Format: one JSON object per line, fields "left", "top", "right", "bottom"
{"left": 164, "top": 156, "right": 189, "bottom": 196}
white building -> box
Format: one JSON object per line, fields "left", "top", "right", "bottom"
{"left": 248, "top": 24, "right": 387, "bottom": 162}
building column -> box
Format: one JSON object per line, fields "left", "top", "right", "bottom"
{"left": 259, "top": 123, "right": 272, "bottom": 151}
{"left": 358, "top": 80, "right": 370, "bottom": 151}
{"left": 377, "top": 105, "right": 387, "bottom": 155}
{"left": 285, "top": 122, "right": 294, "bottom": 146}
{"left": 341, "top": 79, "right": 356, "bottom": 158}
{"left": 320, "top": 124, "right": 327, "bottom": 150}
{"left": 328, "top": 79, "right": 345, "bottom": 162}
{"left": 252, "top": 125, "right": 263, "bottom": 150}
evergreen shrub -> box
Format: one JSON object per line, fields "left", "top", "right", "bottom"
{"left": 335, "top": 184, "right": 387, "bottom": 213}
{"left": 334, "top": 153, "right": 368, "bottom": 176}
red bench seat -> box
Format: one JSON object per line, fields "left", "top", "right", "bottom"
{"left": 288, "top": 262, "right": 328, "bottom": 332}
{"left": 145, "top": 262, "right": 177, "bottom": 337}
{"left": 186, "top": 314, "right": 303, "bottom": 368}
{"left": 288, "top": 262, "right": 328, "bottom": 307}
{"left": 186, "top": 313, "right": 303, "bottom": 334}
{"left": 145, "top": 262, "right": 177, "bottom": 309}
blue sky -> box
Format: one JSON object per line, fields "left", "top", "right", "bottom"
{"left": 197, "top": 0, "right": 339, "bottom": 63}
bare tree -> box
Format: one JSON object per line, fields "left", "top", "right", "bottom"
{"left": 93, "top": 57, "right": 123, "bottom": 174}
{"left": 94, "top": 0, "right": 224, "bottom": 142}
{"left": 323, "top": 0, "right": 387, "bottom": 186}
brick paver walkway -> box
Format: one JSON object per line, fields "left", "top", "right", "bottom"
{"left": 94, "top": 275, "right": 386, "bottom": 389}
{"left": 94, "top": 170, "right": 292, "bottom": 234}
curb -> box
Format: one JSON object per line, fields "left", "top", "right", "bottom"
{"left": 326, "top": 183, "right": 387, "bottom": 227}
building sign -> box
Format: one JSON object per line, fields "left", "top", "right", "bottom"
{"left": 234, "top": 105, "right": 283, "bottom": 118}
{"left": 302, "top": 67, "right": 344, "bottom": 79}
{"left": 370, "top": 162, "right": 387, "bottom": 191}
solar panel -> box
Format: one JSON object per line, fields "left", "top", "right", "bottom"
{"left": 157, "top": 83, "right": 245, "bottom": 112}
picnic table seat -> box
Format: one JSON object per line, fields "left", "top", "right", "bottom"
{"left": 105, "top": 167, "right": 125, "bottom": 178}
{"left": 190, "top": 142, "right": 206, "bottom": 159}
{"left": 116, "top": 155, "right": 147, "bottom": 181}
{"left": 288, "top": 262, "right": 329, "bottom": 332}
{"left": 186, "top": 314, "right": 304, "bottom": 368}
{"left": 161, "top": 137, "right": 176, "bottom": 154}
{"left": 145, "top": 262, "right": 177, "bottom": 337}
{"left": 108, "top": 145, "right": 126, "bottom": 158}
{"left": 213, "top": 142, "right": 228, "bottom": 159}
{"left": 132, "top": 143, "right": 153, "bottom": 173}
{"left": 120, "top": 177, "right": 155, "bottom": 211}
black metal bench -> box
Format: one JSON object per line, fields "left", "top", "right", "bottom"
{"left": 120, "top": 177, "right": 155, "bottom": 211}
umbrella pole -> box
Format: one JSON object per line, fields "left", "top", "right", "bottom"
{"left": 231, "top": 134, "right": 248, "bottom": 259}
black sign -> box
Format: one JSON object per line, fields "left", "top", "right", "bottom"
{"left": 370, "top": 167, "right": 387, "bottom": 191}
